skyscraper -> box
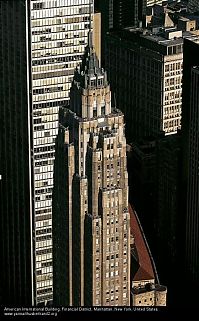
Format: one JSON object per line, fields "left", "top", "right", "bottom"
{"left": 185, "top": 65, "right": 199, "bottom": 286}
{"left": 95, "top": 0, "right": 147, "bottom": 65}
{"left": 181, "top": 37, "right": 199, "bottom": 292}
{"left": 53, "top": 35, "right": 131, "bottom": 306}
{"left": 105, "top": 28, "right": 184, "bottom": 142}
{"left": 0, "top": 0, "right": 93, "bottom": 306}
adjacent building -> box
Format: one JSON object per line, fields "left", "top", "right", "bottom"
{"left": 129, "top": 205, "right": 167, "bottom": 306}
{"left": 127, "top": 140, "right": 157, "bottom": 235}
{"left": 105, "top": 27, "right": 184, "bottom": 142}
{"left": 95, "top": 0, "right": 146, "bottom": 30}
{"left": 0, "top": 0, "right": 94, "bottom": 306}
{"left": 181, "top": 37, "right": 199, "bottom": 291}
{"left": 95, "top": 0, "right": 147, "bottom": 65}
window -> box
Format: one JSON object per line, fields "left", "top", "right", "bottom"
{"left": 33, "top": 2, "right": 44, "bottom": 10}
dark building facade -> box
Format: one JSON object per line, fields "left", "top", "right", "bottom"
{"left": 95, "top": 0, "right": 146, "bottom": 30}
{"left": 0, "top": 0, "right": 93, "bottom": 305}
{"left": 105, "top": 28, "right": 184, "bottom": 142}
{"left": 95, "top": 0, "right": 147, "bottom": 65}
{"left": 181, "top": 37, "right": 199, "bottom": 291}
{"left": 0, "top": 1, "right": 34, "bottom": 305}
{"left": 127, "top": 140, "right": 157, "bottom": 236}
{"left": 127, "top": 133, "right": 182, "bottom": 306}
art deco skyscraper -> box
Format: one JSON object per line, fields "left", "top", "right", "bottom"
{"left": 0, "top": 0, "right": 93, "bottom": 306}
{"left": 53, "top": 35, "right": 131, "bottom": 306}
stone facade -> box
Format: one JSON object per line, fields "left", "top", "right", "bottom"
{"left": 132, "top": 284, "right": 167, "bottom": 306}
{"left": 53, "top": 37, "right": 131, "bottom": 306}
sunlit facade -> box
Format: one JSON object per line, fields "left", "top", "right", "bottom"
{"left": 53, "top": 39, "right": 131, "bottom": 306}
{"left": 30, "top": 0, "right": 93, "bottom": 305}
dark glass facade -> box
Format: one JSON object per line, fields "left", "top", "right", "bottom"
{"left": 0, "top": 0, "right": 34, "bottom": 305}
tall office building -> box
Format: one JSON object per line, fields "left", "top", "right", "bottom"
{"left": 53, "top": 36, "right": 131, "bottom": 306}
{"left": 186, "top": 66, "right": 199, "bottom": 286}
{"left": 95, "top": 0, "right": 147, "bottom": 65}
{"left": 181, "top": 37, "right": 199, "bottom": 290}
{"left": 95, "top": 0, "right": 146, "bottom": 30}
{"left": 0, "top": 0, "right": 93, "bottom": 306}
{"left": 106, "top": 28, "right": 184, "bottom": 142}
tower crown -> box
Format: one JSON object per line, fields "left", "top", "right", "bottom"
{"left": 69, "top": 31, "right": 111, "bottom": 119}
{"left": 73, "top": 31, "right": 108, "bottom": 91}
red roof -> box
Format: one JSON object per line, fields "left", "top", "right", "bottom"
{"left": 129, "top": 204, "right": 155, "bottom": 282}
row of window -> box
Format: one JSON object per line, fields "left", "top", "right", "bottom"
{"left": 32, "top": 19, "right": 89, "bottom": 36}
{"left": 32, "top": 17, "right": 90, "bottom": 29}
{"left": 37, "top": 287, "right": 52, "bottom": 296}
{"left": 34, "top": 118, "right": 58, "bottom": 127}
{"left": 34, "top": 152, "right": 55, "bottom": 160}
{"left": 35, "top": 214, "right": 52, "bottom": 222}
{"left": 167, "top": 44, "right": 183, "bottom": 55}
{"left": 35, "top": 159, "right": 54, "bottom": 167}
{"left": 32, "top": 54, "right": 83, "bottom": 66}
{"left": 33, "top": 100, "right": 65, "bottom": 109}
{"left": 33, "top": 86, "right": 63, "bottom": 95}
{"left": 165, "top": 62, "right": 182, "bottom": 72}
{"left": 164, "top": 119, "right": 181, "bottom": 128}
{"left": 36, "top": 239, "right": 52, "bottom": 249}
{"left": 36, "top": 234, "right": 52, "bottom": 243}
{"left": 35, "top": 219, "right": 52, "bottom": 228}
{"left": 35, "top": 200, "right": 52, "bottom": 209}
{"left": 36, "top": 261, "right": 52, "bottom": 270}
{"left": 34, "top": 144, "right": 54, "bottom": 153}
{"left": 33, "top": 107, "right": 59, "bottom": 116}
{"left": 32, "top": 46, "right": 84, "bottom": 59}
{"left": 36, "top": 228, "right": 52, "bottom": 235}
{"left": 34, "top": 124, "right": 55, "bottom": 132}
{"left": 35, "top": 179, "right": 53, "bottom": 188}
{"left": 36, "top": 274, "right": 52, "bottom": 282}
{"left": 33, "top": 90, "right": 69, "bottom": 102}
{"left": 34, "top": 137, "right": 56, "bottom": 147}
{"left": 32, "top": 4, "right": 91, "bottom": 15}
{"left": 36, "top": 194, "right": 52, "bottom": 202}
{"left": 36, "top": 253, "right": 52, "bottom": 262}
{"left": 36, "top": 247, "right": 52, "bottom": 256}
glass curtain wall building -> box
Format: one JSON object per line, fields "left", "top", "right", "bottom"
{"left": 0, "top": 0, "right": 93, "bottom": 306}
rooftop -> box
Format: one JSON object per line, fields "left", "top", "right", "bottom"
{"left": 129, "top": 205, "right": 156, "bottom": 282}
{"left": 132, "top": 284, "right": 167, "bottom": 295}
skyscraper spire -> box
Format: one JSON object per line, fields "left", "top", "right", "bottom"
{"left": 69, "top": 36, "right": 109, "bottom": 119}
